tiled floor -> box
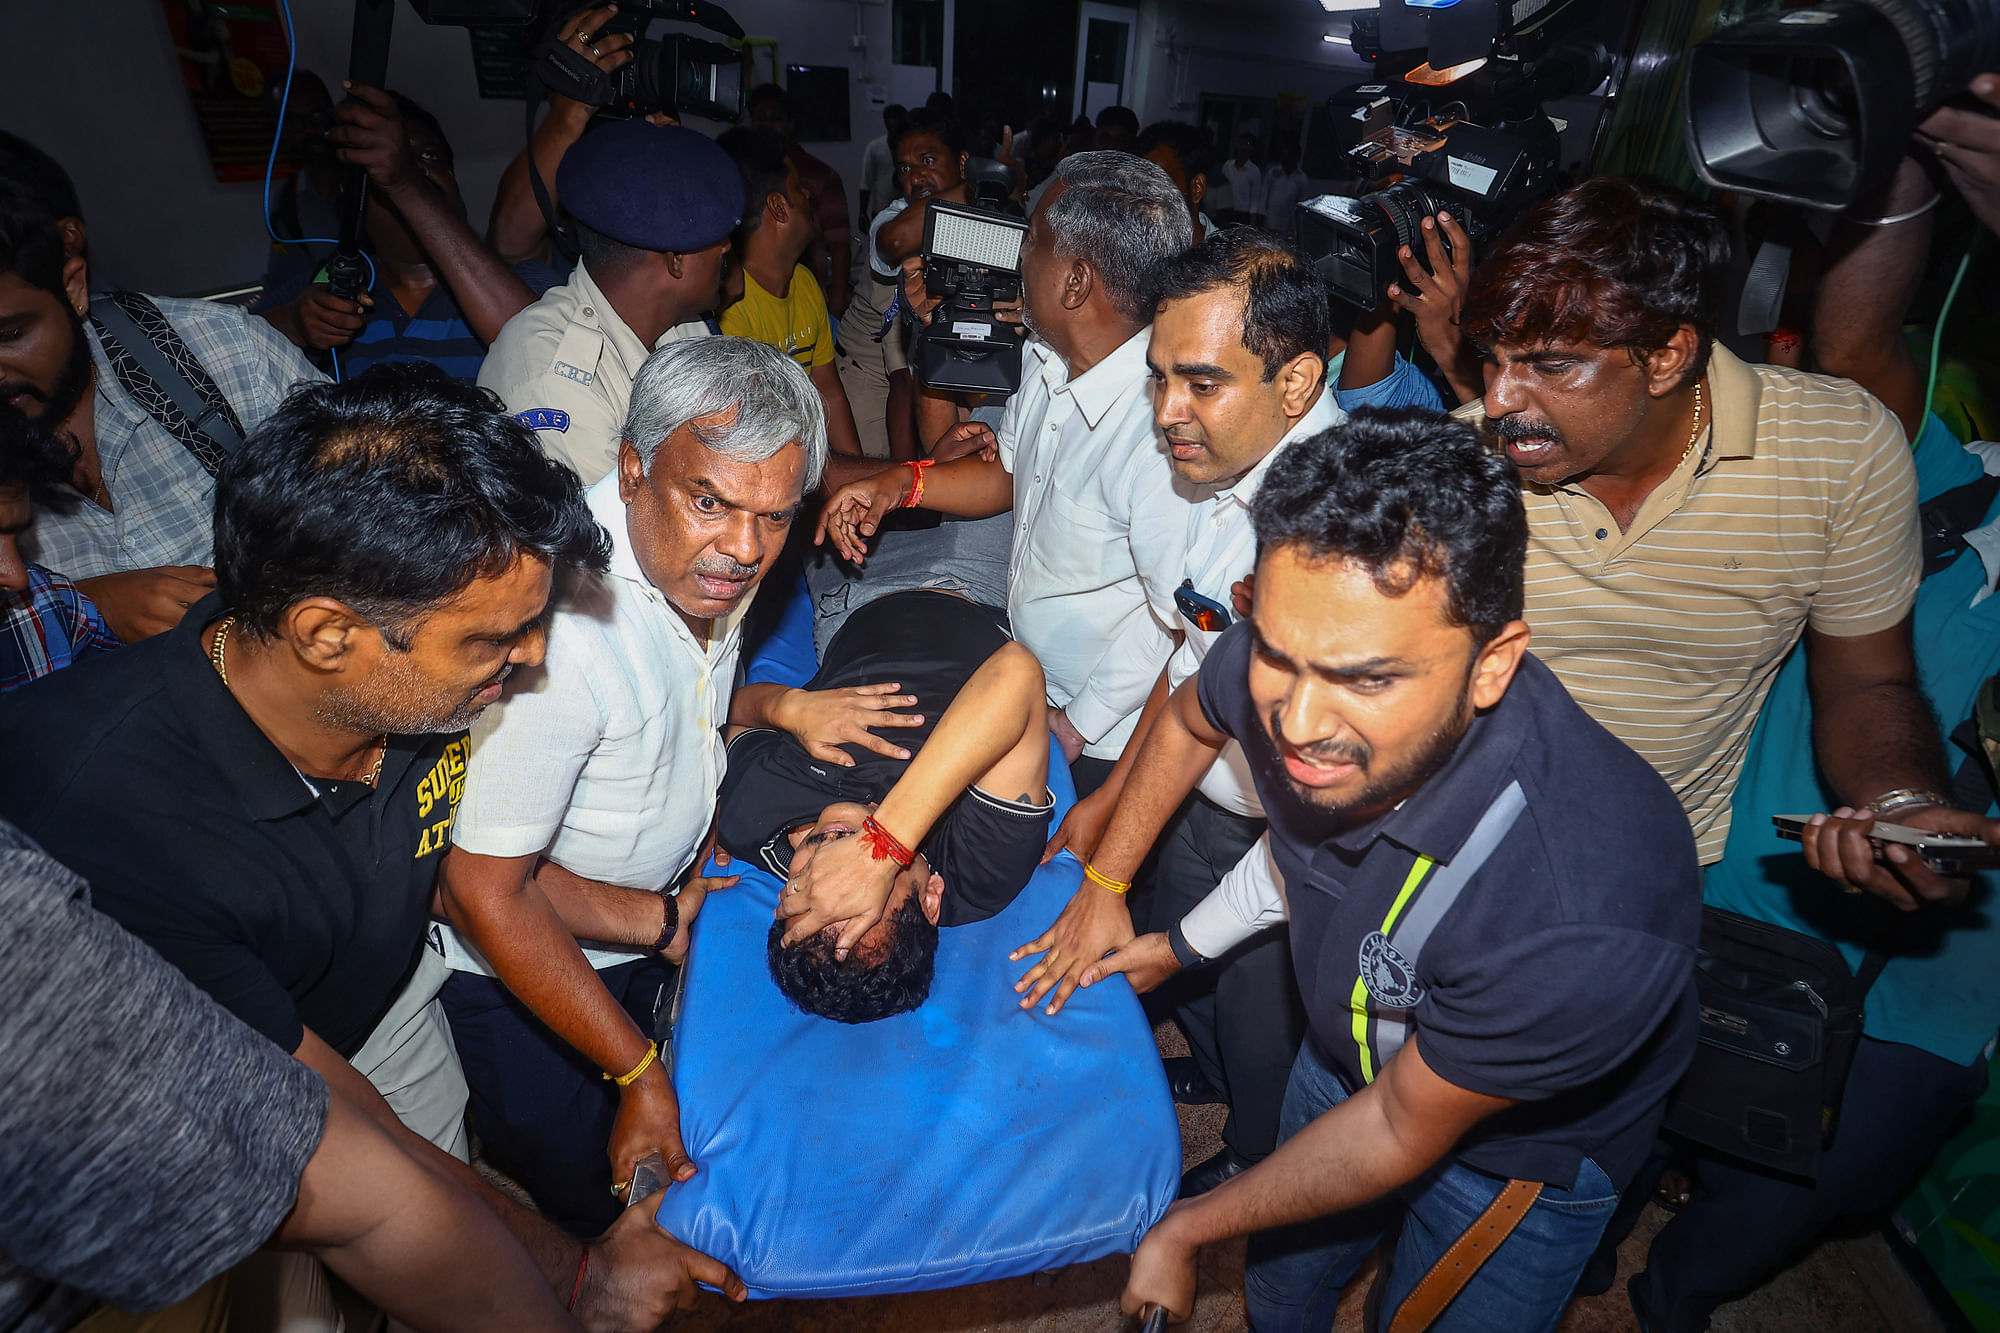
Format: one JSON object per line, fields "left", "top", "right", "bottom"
{"left": 659, "top": 1022, "right": 1947, "bottom": 1332}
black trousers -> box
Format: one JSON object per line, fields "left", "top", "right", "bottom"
{"left": 441, "top": 956, "right": 678, "bottom": 1237}
{"left": 1149, "top": 794, "right": 1305, "bottom": 1161}
{"left": 1631, "top": 1035, "right": 1987, "bottom": 1331}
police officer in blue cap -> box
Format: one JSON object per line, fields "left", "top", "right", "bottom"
{"left": 479, "top": 119, "right": 746, "bottom": 484}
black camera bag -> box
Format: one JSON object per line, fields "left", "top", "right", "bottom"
{"left": 1662, "top": 907, "right": 1884, "bottom": 1181}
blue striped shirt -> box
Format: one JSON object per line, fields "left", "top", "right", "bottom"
{"left": 1, "top": 566, "right": 118, "bottom": 694}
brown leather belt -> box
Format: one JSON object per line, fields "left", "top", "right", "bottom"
{"left": 1385, "top": 1177, "right": 1545, "bottom": 1333}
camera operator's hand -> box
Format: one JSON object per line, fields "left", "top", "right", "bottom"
{"left": 550, "top": 4, "right": 636, "bottom": 120}
{"left": 1386, "top": 211, "right": 1481, "bottom": 404}
{"left": 898, "top": 253, "right": 942, "bottom": 325}
{"left": 327, "top": 82, "right": 432, "bottom": 199}
{"left": 294, "top": 285, "right": 372, "bottom": 351}
{"left": 1918, "top": 73, "right": 2000, "bottom": 233}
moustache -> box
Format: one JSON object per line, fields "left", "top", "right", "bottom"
{"left": 1492, "top": 415, "right": 1561, "bottom": 443}
{"left": 692, "top": 557, "right": 760, "bottom": 581}
{"left": 1270, "top": 708, "right": 1370, "bottom": 770}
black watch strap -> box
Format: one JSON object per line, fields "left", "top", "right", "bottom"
{"left": 1167, "top": 919, "right": 1207, "bottom": 970}
{"left": 652, "top": 889, "right": 680, "bottom": 956}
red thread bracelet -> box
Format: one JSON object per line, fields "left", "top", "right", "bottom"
{"left": 901, "top": 458, "right": 935, "bottom": 509}
{"left": 861, "top": 815, "right": 915, "bottom": 866}
{"left": 568, "top": 1249, "right": 589, "bottom": 1310}
{"left": 1766, "top": 327, "right": 1804, "bottom": 354}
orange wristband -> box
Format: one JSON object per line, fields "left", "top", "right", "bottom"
{"left": 862, "top": 814, "right": 916, "bottom": 866}
{"left": 902, "top": 458, "right": 935, "bottom": 509}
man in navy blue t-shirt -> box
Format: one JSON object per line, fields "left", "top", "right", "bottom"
{"left": 1030, "top": 408, "right": 1701, "bottom": 1332}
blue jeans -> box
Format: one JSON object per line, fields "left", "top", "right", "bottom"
{"left": 1244, "top": 1041, "right": 1620, "bottom": 1333}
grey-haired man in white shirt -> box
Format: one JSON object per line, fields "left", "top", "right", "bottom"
{"left": 434, "top": 336, "right": 916, "bottom": 1237}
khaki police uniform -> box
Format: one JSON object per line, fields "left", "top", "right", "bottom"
{"left": 478, "top": 261, "right": 710, "bottom": 486}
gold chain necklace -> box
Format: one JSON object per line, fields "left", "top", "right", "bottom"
{"left": 1675, "top": 382, "right": 1706, "bottom": 470}
{"left": 209, "top": 616, "right": 387, "bottom": 787}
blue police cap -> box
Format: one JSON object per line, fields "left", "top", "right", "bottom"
{"left": 557, "top": 120, "right": 746, "bottom": 254}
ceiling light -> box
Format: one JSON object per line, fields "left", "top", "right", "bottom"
{"left": 1322, "top": 33, "right": 1353, "bottom": 43}
{"left": 1318, "top": 0, "right": 1375, "bottom": 11}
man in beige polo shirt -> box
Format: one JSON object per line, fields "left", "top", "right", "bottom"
{"left": 1446, "top": 176, "right": 1994, "bottom": 905}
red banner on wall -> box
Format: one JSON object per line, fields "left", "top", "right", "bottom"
{"left": 159, "top": 0, "right": 298, "bottom": 183}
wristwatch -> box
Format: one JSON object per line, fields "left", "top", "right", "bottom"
{"left": 652, "top": 888, "right": 680, "bottom": 957}
{"left": 1167, "top": 919, "right": 1208, "bottom": 970}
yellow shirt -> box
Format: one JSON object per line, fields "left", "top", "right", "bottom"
{"left": 719, "top": 265, "right": 834, "bottom": 370}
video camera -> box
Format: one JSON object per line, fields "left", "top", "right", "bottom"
{"left": 533, "top": 0, "right": 748, "bottom": 121}
{"left": 1294, "top": 0, "right": 1608, "bottom": 311}
{"left": 1685, "top": 0, "right": 2000, "bottom": 210}
{"left": 913, "top": 165, "right": 1029, "bottom": 397}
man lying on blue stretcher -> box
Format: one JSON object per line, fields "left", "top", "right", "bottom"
{"left": 716, "top": 588, "right": 1058, "bottom": 1022}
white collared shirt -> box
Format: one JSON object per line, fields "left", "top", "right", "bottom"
{"left": 1169, "top": 388, "right": 1345, "bottom": 814}
{"left": 997, "top": 330, "right": 1194, "bottom": 759}
{"left": 439, "top": 473, "right": 749, "bottom": 974}
{"left": 478, "top": 261, "right": 711, "bottom": 487}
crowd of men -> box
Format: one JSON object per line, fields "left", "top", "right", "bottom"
{"left": 4, "top": 23, "right": 2000, "bottom": 1333}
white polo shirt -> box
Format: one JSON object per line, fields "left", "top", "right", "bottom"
{"left": 439, "top": 473, "right": 748, "bottom": 975}
{"left": 478, "top": 261, "right": 710, "bottom": 487}
{"left": 997, "top": 329, "right": 1195, "bottom": 760}
{"left": 1168, "top": 388, "right": 1345, "bottom": 815}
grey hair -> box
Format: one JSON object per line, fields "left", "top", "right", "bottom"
{"left": 621, "top": 336, "right": 828, "bottom": 491}
{"left": 1043, "top": 151, "right": 1194, "bottom": 324}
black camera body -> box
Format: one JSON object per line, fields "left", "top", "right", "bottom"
{"left": 1297, "top": 88, "right": 1560, "bottom": 310}
{"left": 536, "top": 0, "right": 747, "bottom": 122}
{"left": 913, "top": 181, "right": 1029, "bottom": 397}
{"left": 1686, "top": 0, "right": 2000, "bottom": 210}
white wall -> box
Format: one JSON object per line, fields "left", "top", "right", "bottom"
{"left": 2, "top": 0, "right": 892, "bottom": 296}
{"left": 1131, "top": 0, "right": 1369, "bottom": 128}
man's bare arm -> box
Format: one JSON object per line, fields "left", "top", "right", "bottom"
{"left": 278, "top": 1089, "right": 580, "bottom": 1331}
{"left": 292, "top": 1026, "right": 580, "bottom": 1287}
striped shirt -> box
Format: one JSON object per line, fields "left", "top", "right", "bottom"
{"left": 255, "top": 261, "right": 564, "bottom": 383}
{"left": 1465, "top": 344, "right": 1921, "bottom": 861}
{"left": 22, "top": 297, "right": 323, "bottom": 581}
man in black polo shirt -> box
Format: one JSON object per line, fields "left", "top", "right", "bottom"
{"left": 727, "top": 589, "right": 1056, "bottom": 1023}
{"left": 1036, "top": 409, "right": 1700, "bottom": 1331}
{"left": 0, "top": 364, "right": 747, "bottom": 1328}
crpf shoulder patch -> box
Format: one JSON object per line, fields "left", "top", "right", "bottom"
{"left": 515, "top": 408, "right": 570, "bottom": 432}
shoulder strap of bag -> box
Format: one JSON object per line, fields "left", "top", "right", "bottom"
{"left": 87, "top": 291, "right": 246, "bottom": 477}
{"left": 1360, "top": 781, "right": 1528, "bottom": 1077}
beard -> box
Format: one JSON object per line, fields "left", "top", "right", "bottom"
{"left": 317, "top": 654, "right": 514, "bottom": 737}
{"left": 0, "top": 306, "right": 93, "bottom": 445}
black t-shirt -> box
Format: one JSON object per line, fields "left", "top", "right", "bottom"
{"left": 1196, "top": 622, "right": 1702, "bottom": 1189}
{"left": 0, "top": 594, "right": 468, "bottom": 1057}
{"left": 717, "top": 590, "right": 1051, "bottom": 927}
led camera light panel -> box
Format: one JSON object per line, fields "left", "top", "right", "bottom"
{"left": 932, "top": 210, "right": 1025, "bottom": 272}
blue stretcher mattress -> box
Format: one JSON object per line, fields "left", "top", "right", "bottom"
{"left": 656, "top": 579, "right": 1180, "bottom": 1298}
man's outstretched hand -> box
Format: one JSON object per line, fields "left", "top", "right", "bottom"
{"left": 1121, "top": 1203, "right": 1199, "bottom": 1326}
{"left": 575, "top": 1196, "right": 746, "bottom": 1333}
{"left": 1010, "top": 881, "right": 1135, "bottom": 1015}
